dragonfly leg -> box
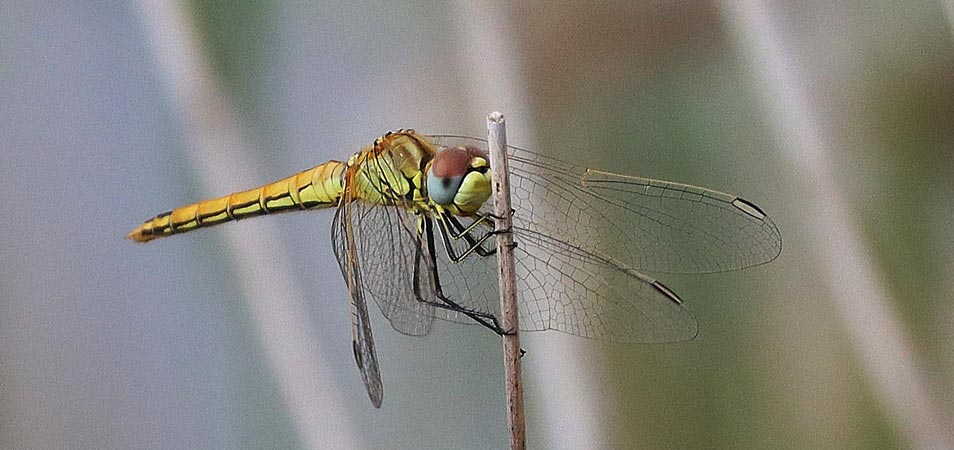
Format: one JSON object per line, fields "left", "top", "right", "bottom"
{"left": 446, "top": 215, "right": 518, "bottom": 256}
{"left": 434, "top": 291, "right": 511, "bottom": 336}
{"left": 439, "top": 207, "right": 514, "bottom": 238}
{"left": 437, "top": 210, "right": 517, "bottom": 263}
{"left": 440, "top": 208, "right": 514, "bottom": 239}
{"left": 443, "top": 211, "right": 492, "bottom": 239}
{"left": 414, "top": 218, "right": 514, "bottom": 336}
{"left": 486, "top": 208, "right": 516, "bottom": 221}
{"left": 487, "top": 225, "right": 518, "bottom": 250}
{"left": 447, "top": 216, "right": 497, "bottom": 257}
{"left": 436, "top": 214, "right": 498, "bottom": 262}
{"left": 411, "top": 263, "right": 509, "bottom": 335}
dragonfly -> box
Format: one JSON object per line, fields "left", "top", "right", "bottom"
{"left": 128, "top": 129, "right": 781, "bottom": 408}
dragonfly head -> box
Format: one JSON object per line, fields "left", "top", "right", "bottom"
{"left": 426, "top": 145, "right": 492, "bottom": 215}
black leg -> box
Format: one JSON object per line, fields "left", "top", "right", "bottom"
{"left": 435, "top": 215, "right": 499, "bottom": 262}
{"left": 411, "top": 218, "right": 513, "bottom": 336}
{"left": 445, "top": 215, "right": 497, "bottom": 257}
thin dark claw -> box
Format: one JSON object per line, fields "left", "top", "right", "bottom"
{"left": 488, "top": 227, "right": 518, "bottom": 249}
{"left": 500, "top": 325, "right": 521, "bottom": 337}
{"left": 490, "top": 227, "right": 513, "bottom": 236}
{"left": 487, "top": 208, "right": 517, "bottom": 220}
{"left": 519, "top": 348, "right": 527, "bottom": 358}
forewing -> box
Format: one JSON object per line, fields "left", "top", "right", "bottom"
{"left": 331, "top": 134, "right": 765, "bottom": 344}
{"left": 430, "top": 135, "right": 782, "bottom": 274}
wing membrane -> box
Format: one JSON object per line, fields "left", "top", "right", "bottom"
{"left": 431, "top": 135, "right": 782, "bottom": 274}
{"left": 335, "top": 134, "right": 778, "bottom": 348}
{"left": 339, "top": 200, "right": 437, "bottom": 337}
{"left": 425, "top": 214, "right": 697, "bottom": 342}
{"left": 331, "top": 196, "right": 384, "bottom": 408}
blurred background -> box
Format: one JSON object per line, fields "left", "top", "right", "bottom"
{"left": 2, "top": 1, "right": 953, "bottom": 449}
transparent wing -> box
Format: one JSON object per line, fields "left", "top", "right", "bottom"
{"left": 334, "top": 192, "right": 688, "bottom": 342}
{"left": 431, "top": 135, "right": 782, "bottom": 274}
{"left": 514, "top": 228, "right": 697, "bottom": 341}
{"left": 335, "top": 134, "right": 778, "bottom": 344}
{"left": 429, "top": 215, "right": 697, "bottom": 342}
{"left": 337, "top": 198, "right": 508, "bottom": 334}
{"left": 331, "top": 193, "right": 384, "bottom": 408}
{"left": 335, "top": 198, "right": 438, "bottom": 337}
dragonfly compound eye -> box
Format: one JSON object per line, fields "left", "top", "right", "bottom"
{"left": 428, "top": 147, "right": 473, "bottom": 205}
{"left": 426, "top": 170, "right": 464, "bottom": 205}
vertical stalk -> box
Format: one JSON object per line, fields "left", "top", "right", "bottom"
{"left": 488, "top": 112, "right": 526, "bottom": 450}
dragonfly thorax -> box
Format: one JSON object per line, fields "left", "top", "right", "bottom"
{"left": 425, "top": 145, "right": 492, "bottom": 216}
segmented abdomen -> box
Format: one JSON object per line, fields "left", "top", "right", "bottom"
{"left": 127, "top": 160, "right": 346, "bottom": 243}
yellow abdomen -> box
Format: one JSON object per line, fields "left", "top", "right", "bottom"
{"left": 127, "top": 160, "right": 346, "bottom": 243}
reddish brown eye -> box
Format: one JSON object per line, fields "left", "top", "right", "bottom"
{"left": 465, "top": 146, "right": 488, "bottom": 160}
{"left": 428, "top": 147, "right": 473, "bottom": 205}
{"left": 431, "top": 147, "right": 471, "bottom": 178}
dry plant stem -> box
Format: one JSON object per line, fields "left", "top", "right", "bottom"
{"left": 487, "top": 112, "right": 526, "bottom": 450}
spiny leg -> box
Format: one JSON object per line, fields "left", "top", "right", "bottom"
{"left": 411, "top": 241, "right": 505, "bottom": 334}
{"left": 441, "top": 209, "right": 514, "bottom": 240}
{"left": 445, "top": 215, "right": 496, "bottom": 257}
{"left": 446, "top": 210, "right": 518, "bottom": 253}
{"left": 412, "top": 218, "right": 514, "bottom": 336}
{"left": 436, "top": 211, "right": 517, "bottom": 263}
{"left": 435, "top": 215, "right": 496, "bottom": 262}
{"left": 437, "top": 216, "right": 524, "bottom": 350}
